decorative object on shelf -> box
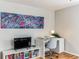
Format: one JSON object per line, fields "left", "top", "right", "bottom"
{"left": 1, "top": 12, "right": 44, "bottom": 29}
{"left": 51, "top": 30, "right": 61, "bottom": 38}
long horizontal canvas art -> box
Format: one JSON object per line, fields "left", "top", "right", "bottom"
{"left": 1, "top": 12, "right": 44, "bottom": 29}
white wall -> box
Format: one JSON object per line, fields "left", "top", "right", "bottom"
{"left": 0, "top": 1, "right": 55, "bottom": 51}
{"left": 55, "top": 5, "right": 79, "bottom": 55}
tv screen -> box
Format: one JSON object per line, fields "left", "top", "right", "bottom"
{"left": 14, "top": 37, "right": 31, "bottom": 50}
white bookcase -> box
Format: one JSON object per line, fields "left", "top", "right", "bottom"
{"left": 2, "top": 47, "right": 40, "bottom": 59}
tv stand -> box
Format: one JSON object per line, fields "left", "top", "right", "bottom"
{"left": 2, "top": 47, "right": 40, "bottom": 59}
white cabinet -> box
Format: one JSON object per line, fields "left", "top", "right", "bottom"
{"left": 57, "top": 38, "right": 64, "bottom": 53}
{"left": 2, "top": 47, "right": 40, "bottom": 59}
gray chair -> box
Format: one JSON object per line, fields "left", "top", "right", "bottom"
{"left": 46, "top": 38, "right": 57, "bottom": 59}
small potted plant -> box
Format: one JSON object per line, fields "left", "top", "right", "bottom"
{"left": 51, "top": 30, "right": 61, "bottom": 38}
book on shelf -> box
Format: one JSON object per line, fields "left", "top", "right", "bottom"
{"left": 11, "top": 55, "right": 14, "bottom": 59}
{"left": 24, "top": 51, "right": 29, "bottom": 58}
{"left": 6, "top": 54, "right": 14, "bottom": 59}
{"left": 20, "top": 52, "right": 24, "bottom": 59}
{"left": 16, "top": 53, "right": 20, "bottom": 59}
{"left": 5, "top": 55, "right": 8, "bottom": 59}
{"left": 29, "top": 51, "right": 32, "bottom": 58}
{"left": 8, "top": 55, "right": 12, "bottom": 59}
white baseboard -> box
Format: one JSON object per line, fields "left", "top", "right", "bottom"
{"left": 64, "top": 51, "right": 79, "bottom": 56}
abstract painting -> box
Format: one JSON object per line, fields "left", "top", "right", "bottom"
{"left": 1, "top": 12, "right": 44, "bottom": 29}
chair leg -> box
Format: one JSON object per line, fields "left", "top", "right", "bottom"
{"left": 49, "top": 49, "right": 53, "bottom": 59}
{"left": 49, "top": 50, "right": 58, "bottom": 59}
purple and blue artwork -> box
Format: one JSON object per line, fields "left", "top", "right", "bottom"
{"left": 1, "top": 12, "right": 44, "bottom": 29}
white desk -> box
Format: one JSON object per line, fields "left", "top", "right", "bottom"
{"left": 36, "top": 37, "right": 64, "bottom": 59}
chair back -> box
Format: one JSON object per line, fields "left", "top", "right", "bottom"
{"left": 47, "top": 38, "right": 57, "bottom": 49}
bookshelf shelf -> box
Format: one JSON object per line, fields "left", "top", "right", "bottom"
{"left": 2, "top": 47, "right": 40, "bottom": 59}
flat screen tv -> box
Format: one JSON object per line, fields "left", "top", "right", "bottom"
{"left": 14, "top": 37, "right": 31, "bottom": 50}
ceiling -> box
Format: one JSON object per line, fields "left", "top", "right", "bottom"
{"left": 2, "top": 0, "right": 79, "bottom": 10}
